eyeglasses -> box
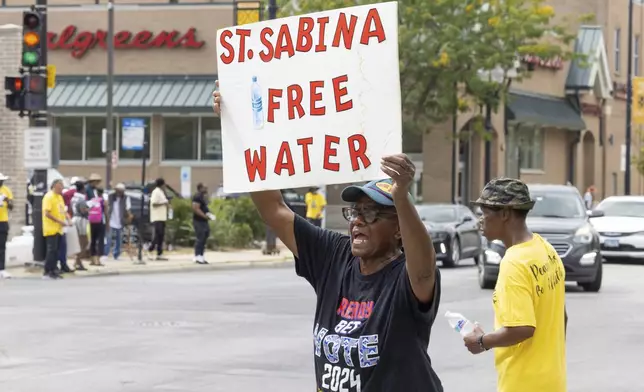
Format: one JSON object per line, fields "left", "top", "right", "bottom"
{"left": 342, "top": 207, "right": 397, "bottom": 224}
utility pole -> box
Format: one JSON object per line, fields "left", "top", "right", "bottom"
{"left": 626, "top": 0, "right": 634, "bottom": 195}
{"left": 105, "top": 0, "right": 115, "bottom": 190}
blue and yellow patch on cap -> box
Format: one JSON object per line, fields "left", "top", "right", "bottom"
{"left": 375, "top": 181, "right": 393, "bottom": 194}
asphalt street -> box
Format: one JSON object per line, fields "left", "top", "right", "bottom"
{"left": 0, "top": 260, "right": 640, "bottom": 392}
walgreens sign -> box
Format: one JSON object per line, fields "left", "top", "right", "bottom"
{"left": 47, "top": 25, "right": 206, "bottom": 59}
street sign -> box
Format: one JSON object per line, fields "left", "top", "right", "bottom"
{"left": 111, "top": 150, "right": 118, "bottom": 170}
{"left": 121, "top": 118, "right": 145, "bottom": 151}
{"left": 180, "top": 166, "right": 191, "bottom": 197}
{"left": 24, "top": 127, "right": 53, "bottom": 169}
{"left": 46, "top": 64, "right": 56, "bottom": 88}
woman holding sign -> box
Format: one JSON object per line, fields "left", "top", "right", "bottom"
{"left": 213, "top": 83, "right": 443, "bottom": 391}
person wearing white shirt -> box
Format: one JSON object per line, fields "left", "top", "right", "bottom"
{"left": 150, "top": 178, "right": 169, "bottom": 261}
{"left": 105, "top": 183, "right": 132, "bottom": 260}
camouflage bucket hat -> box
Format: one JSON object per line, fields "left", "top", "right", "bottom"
{"left": 472, "top": 177, "right": 535, "bottom": 210}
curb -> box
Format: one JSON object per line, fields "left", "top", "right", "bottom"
{"left": 10, "top": 257, "right": 295, "bottom": 279}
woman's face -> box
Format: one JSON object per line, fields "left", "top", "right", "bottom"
{"left": 348, "top": 196, "right": 399, "bottom": 258}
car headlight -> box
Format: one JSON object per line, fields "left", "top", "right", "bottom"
{"left": 574, "top": 225, "right": 593, "bottom": 244}
{"left": 485, "top": 249, "right": 502, "bottom": 264}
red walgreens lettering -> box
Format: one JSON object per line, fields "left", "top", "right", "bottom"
{"left": 267, "top": 75, "right": 352, "bottom": 123}
{"left": 243, "top": 134, "right": 371, "bottom": 182}
{"left": 48, "top": 25, "right": 205, "bottom": 59}
{"left": 220, "top": 8, "right": 385, "bottom": 64}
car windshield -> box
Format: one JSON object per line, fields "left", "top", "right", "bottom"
{"left": 596, "top": 200, "right": 644, "bottom": 218}
{"left": 528, "top": 192, "right": 586, "bottom": 219}
{"left": 416, "top": 206, "right": 457, "bottom": 223}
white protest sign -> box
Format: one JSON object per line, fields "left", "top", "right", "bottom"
{"left": 216, "top": 1, "right": 402, "bottom": 193}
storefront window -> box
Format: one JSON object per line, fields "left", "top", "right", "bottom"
{"left": 201, "top": 117, "right": 222, "bottom": 161}
{"left": 119, "top": 117, "right": 151, "bottom": 160}
{"left": 57, "top": 117, "right": 83, "bottom": 161}
{"left": 86, "top": 117, "right": 117, "bottom": 160}
{"left": 163, "top": 117, "right": 198, "bottom": 160}
{"left": 517, "top": 126, "right": 544, "bottom": 170}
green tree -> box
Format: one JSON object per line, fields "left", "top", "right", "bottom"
{"left": 278, "top": 0, "right": 590, "bottom": 134}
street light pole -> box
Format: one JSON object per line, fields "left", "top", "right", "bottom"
{"left": 626, "top": 0, "right": 634, "bottom": 195}
{"left": 483, "top": 103, "right": 492, "bottom": 184}
{"left": 268, "top": 0, "right": 277, "bottom": 19}
{"left": 105, "top": 0, "right": 115, "bottom": 190}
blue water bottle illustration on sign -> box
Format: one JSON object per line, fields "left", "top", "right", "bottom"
{"left": 251, "top": 76, "right": 264, "bottom": 130}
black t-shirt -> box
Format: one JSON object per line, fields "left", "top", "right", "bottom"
{"left": 192, "top": 193, "right": 209, "bottom": 221}
{"left": 293, "top": 215, "right": 443, "bottom": 392}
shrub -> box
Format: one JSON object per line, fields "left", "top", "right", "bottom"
{"left": 167, "top": 196, "right": 264, "bottom": 249}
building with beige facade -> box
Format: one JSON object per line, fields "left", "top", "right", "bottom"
{"left": 0, "top": 0, "right": 643, "bottom": 230}
{"left": 422, "top": 0, "right": 644, "bottom": 207}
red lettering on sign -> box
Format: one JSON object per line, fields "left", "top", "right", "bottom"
{"left": 244, "top": 147, "right": 267, "bottom": 182}
{"left": 274, "top": 142, "right": 295, "bottom": 176}
{"left": 332, "top": 12, "right": 358, "bottom": 49}
{"left": 47, "top": 25, "right": 205, "bottom": 59}
{"left": 332, "top": 75, "right": 353, "bottom": 112}
{"left": 297, "top": 137, "right": 313, "bottom": 173}
{"left": 347, "top": 134, "right": 371, "bottom": 171}
{"left": 360, "top": 8, "right": 386, "bottom": 45}
{"left": 243, "top": 133, "right": 372, "bottom": 182}
{"left": 323, "top": 135, "right": 341, "bottom": 172}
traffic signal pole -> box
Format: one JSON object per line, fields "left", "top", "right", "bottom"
{"left": 30, "top": 0, "right": 48, "bottom": 264}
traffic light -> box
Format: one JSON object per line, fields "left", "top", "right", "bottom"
{"left": 5, "top": 76, "right": 24, "bottom": 111}
{"left": 4, "top": 75, "right": 47, "bottom": 112}
{"left": 22, "top": 10, "right": 45, "bottom": 68}
{"left": 23, "top": 74, "right": 47, "bottom": 111}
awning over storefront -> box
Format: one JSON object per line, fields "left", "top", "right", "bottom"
{"left": 47, "top": 75, "right": 216, "bottom": 113}
{"left": 565, "top": 26, "right": 613, "bottom": 99}
{"left": 506, "top": 90, "right": 586, "bottom": 131}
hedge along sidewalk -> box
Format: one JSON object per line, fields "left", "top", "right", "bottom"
{"left": 8, "top": 249, "right": 294, "bottom": 279}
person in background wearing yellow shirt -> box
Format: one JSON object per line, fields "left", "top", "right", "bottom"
{"left": 42, "top": 179, "right": 71, "bottom": 280}
{"left": 464, "top": 178, "right": 567, "bottom": 392}
{"left": 0, "top": 173, "right": 14, "bottom": 279}
{"left": 304, "top": 187, "right": 326, "bottom": 228}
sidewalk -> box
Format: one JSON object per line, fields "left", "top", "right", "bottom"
{"left": 8, "top": 247, "right": 294, "bottom": 279}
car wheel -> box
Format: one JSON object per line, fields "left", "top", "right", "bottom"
{"left": 579, "top": 260, "right": 602, "bottom": 293}
{"left": 443, "top": 237, "right": 460, "bottom": 268}
{"left": 477, "top": 259, "right": 496, "bottom": 289}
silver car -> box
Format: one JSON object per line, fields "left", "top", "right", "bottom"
{"left": 590, "top": 196, "right": 644, "bottom": 262}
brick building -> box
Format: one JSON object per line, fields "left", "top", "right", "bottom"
{"left": 422, "top": 0, "right": 644, "bottom": 206}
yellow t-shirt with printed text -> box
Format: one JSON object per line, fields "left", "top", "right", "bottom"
{"left": 42, "top": 191, "right": 65, "bottom": 237}
{"left": 0, "top": 186, "right": 13, "bottom": 222}
{"left": 305, "top": 192, "right": 326, "bottom": 219}
{"left": 493, "top": 233, "right": 567, "bottom": 392}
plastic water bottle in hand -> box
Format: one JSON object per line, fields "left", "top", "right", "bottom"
{"left": 251, "top": 76, "right": 264, "bottom": 130}
{"left": 445, "top": 311, "right": 475, "bottom": 336}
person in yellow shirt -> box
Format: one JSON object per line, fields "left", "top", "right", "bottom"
{"left": 0, "top": 173, "right": 14, "bottom": 279}
{"left": 464, "top": 178, "right": 567, "bottom": 392}
{"left": 42, "top": 179, "right": 70, "bottom": 280}
{"left": 304, "top": 187, "right": 326, "bottom": 227}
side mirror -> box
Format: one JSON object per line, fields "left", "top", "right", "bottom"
{"left": 587, "top": 209, "right": 605, "bottom": 218}
{"left": 462, "top": 215, "right": 474, "bottom": 222}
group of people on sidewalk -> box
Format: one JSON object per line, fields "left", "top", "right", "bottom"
{"left": 0, "top": 171, "right": 219, "bottom": 280}
{"left": 40, "top": 174, "right": 136, "bottom": 279}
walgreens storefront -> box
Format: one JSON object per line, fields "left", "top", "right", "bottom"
{"left": 0, "top": 2, "right": 256, "bottom": 190}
